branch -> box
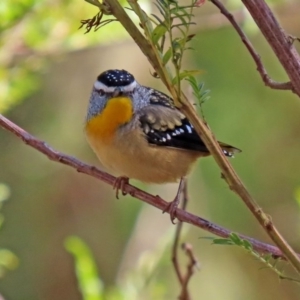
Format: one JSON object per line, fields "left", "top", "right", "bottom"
{"left": 172, "top": 179, "right": 192, "bottom": 300}
{"left": 0, "top": 113, "right": 295, "bottom": 260}
{"left": 210, "top": 0, "right": 293, "bottom": 91}
{"left": 241, "top": 0, "right": 300, "bottom": 96}
{"left": 180, "top": 243, "right": 199, "bottom": 300}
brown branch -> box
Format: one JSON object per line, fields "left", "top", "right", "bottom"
{"left": 0, "top": 113, "right": 294, "bottom": 260}
{"left": 172, "top": 187, "right": 185, "bottom": 286}
{"left": 241, "top": 0, "right": 300, "bottom": 96}
{"left": 177, "top": 184, "right": 200, "bottom": 300}
{"left": 172, "top": 179, "right": 191, "bottom": 300}
{"left": 210, "top": 0, "right": 293, "bottom": 91}
{"left": 180, "top": 243, "right": 200, "bottom": 300}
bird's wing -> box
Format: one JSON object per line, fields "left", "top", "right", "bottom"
{"left": 138, "top": 88, "right": 240, "bottom": 157}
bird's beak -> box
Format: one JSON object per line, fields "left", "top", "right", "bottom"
{"left": 113, "top": 87, "right": 122, "bottom": 97}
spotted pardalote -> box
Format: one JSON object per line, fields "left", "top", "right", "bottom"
{"left": 85, "top": 69, "right": 240, "bottom": 187}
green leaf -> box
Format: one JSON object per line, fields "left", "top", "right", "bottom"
{"left": 185, "top": 76, "right": 198, "bottom": 89}
{"left": 229, "top": 233, "right": 243, "bottom": 246}
{"left": 199, "top": 89, "right": 210, "bottom": 98}
{"left": 163, "top": 48, "right": 172, "bottom": 65}
{"left": 173, "top": 69, "right": 203, "bottom": 84}
{"left": 153, "top": 3, "right": 166, "bottom": 19}
{"left": 242, "top": 240, "right": 253, "bottom": 251}
{"left": 263, "top": 254, "right": 273, "bottom": 263}
{"left": 65, "top": 236, "right": 104, "bottom": 300}
{"left": 171, "top": 36, "right": 192, "bottom": 51}
{"left": 199, "top": 236, "right": 216, "bottom": 241}
{"left": 212, "top": 238, "right": 234, "bottom": 246}
{"left": 151, "top": 13, "right": 164, "bottom": 25}
{"left": 171, "top": 13, "right": 188, "bottom": 25}
{"left": 151, "top": 23, "right": 168, "bottom": 45}
{"left": 171, "top": 22, "right": 196, "bottom": 30}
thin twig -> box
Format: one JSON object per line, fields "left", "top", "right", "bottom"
{"left": 288, "top": 35, "right": 300, "bottom": 46}
{"left": 179, "top": 185, "right": 199, "bottom": 300}
{"left": 172, "top": 185, "right": 185, "bottom": 286}
{"left": 172, "top": 179, "right": 191, "bottom": 299}
{"left": 178, "top": 181, "right": 196, "bottom": 300}
{"left": 210, "top": 0, "right": 293, "bottom": 91}
{"left": 0, "top": 113, "right": 294, "bottom": 260}
{"left": 180, "top": 243, "right": 199, "bottom": 300}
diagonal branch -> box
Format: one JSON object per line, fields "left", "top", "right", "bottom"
{"left": 210, "top": 0, "right": 293, "bottom": 91}
{"left": 0, "top": 113, "right": 295, "bottom": 261}
{"left": 241, "top": 0, "right": 300, "bottom": 96}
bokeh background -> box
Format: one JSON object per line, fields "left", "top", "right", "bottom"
{"left": 1, "top": 0, "right": 300, "bottom": 299}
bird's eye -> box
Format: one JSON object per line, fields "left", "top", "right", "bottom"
{"left": 96, "top": 89, "right": 105, "bottom": 96}
{"left": 128, "top": 88, "right": 135, "bottom": 95}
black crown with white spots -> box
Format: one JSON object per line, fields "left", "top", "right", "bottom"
{"left": 97, "top": 69, "right": 135, "bottom": 87}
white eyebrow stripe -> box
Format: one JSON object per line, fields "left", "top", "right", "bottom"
{"left": 121, "top": 81, "right": 137, "bottom": 92}
{"left": 94, "top": 80, "right": 137, "bottom": 93}
{"left": 94, "top": 81, "right": 115, "bottom": 92}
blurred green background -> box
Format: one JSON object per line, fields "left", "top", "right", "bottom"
{"left": 1, "top": 0, "right": 300, "bottom": 299}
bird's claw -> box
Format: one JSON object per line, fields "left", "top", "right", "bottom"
{"left": 113, "top": 176, "right": 129, "bottom": 199}
{"left": 163, "top": 197, "right": 180, "bottom": 224}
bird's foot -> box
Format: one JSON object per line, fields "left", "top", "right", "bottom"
{"left": 113, "top": 176, "right": 129, "bottom": 199}
{"left": 162, "top": 178, "right": 186, "bottom": 224}
{"left": 163, "top": 196, "right": 180, "bottom": 224}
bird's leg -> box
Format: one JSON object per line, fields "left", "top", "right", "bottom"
{"left": 163, "top": 178, "right": 186, "bottom": 224}
{"left": 113, "top": 176, "right": 129, "bottom": 199}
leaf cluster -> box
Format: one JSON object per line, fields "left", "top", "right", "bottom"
{"left": 210, "top": 233, "right": 300, "bottom": 283}
{"left": 149, "top": 0, "right": 203, "bottom": 94}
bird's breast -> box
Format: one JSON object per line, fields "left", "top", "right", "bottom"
{"left": 85, "top": 97, "right": 133, "bottom": 143}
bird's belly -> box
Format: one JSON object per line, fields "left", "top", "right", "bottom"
{"left": 86, "top": 128, "right": 200, "bottom": 184}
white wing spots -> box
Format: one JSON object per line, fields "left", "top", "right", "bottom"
{"left": 149, "top": 90, "right": 174, "bottom": 108}
{"left": 222, "top": 149, "right": 234, "bottom": 157}
{"left": 185, "top": 124, "right": 193, "bottom": 134}
{"left": 144, "top": 116, "right": 197, "bottom": 147}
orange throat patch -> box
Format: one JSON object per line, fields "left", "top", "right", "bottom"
{"left": 85, "top": 97, "right": 133, "bottom": 143}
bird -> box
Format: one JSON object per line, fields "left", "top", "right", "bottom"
{"left": 85, "top": 69, "right": 240, "bottom": 222}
